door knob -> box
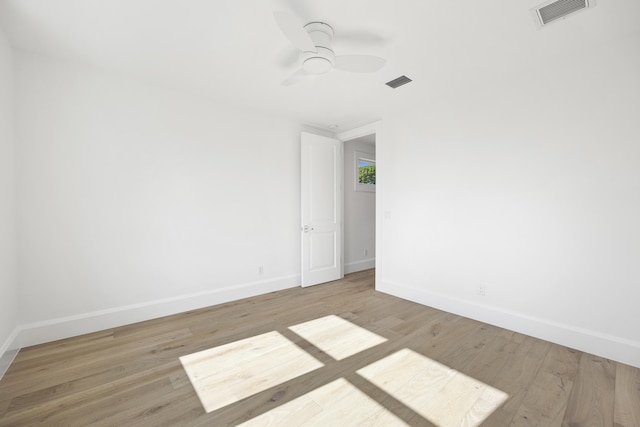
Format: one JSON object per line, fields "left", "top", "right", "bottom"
{"left": 302, "top": 225, "right": 314, "bottom": 232}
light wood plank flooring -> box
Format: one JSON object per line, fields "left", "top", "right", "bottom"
{"left": 1, "top": 270, "right": 639, "bottom": 426}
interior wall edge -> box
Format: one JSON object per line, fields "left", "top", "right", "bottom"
{"left": 0, "top": 326, "right": 20, "bottom": 381}
{"left": 377, "top": 278, "right": 640, "bottom": 369}
{"left": 13, "top": 274, "right": 299, "bottom": 352}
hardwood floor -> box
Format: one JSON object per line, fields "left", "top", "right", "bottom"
{"left": 1, "top": 270, "right": 639, "bottom": 426}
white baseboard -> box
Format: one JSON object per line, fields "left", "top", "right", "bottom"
{"left": 344, "top": 258, "right": 375, "bottom": 274}
{"left": 15, "top": 275, "right": 300, "bottom": 351}
{"left": 0, "top": 326, "right": 20, "bottom": 380}
{"left": 377, "top": 279, "right": 640, "bottom": 369}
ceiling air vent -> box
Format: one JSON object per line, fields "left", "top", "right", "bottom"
{"left": 386, "top": 75, "right": 412, "bottom": 89}
{"left": 531, "top": 0, "right": 595, "bottom": 28}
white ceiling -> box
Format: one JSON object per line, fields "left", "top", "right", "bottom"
{"left": 1, "top": 0, "right": 639, "bottom": 131}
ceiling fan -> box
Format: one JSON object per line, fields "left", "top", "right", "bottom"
{"left": 274, "top": 11, "right": 387, "bottom": 86}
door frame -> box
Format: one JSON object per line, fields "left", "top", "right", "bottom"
{"left": 335, "top": 120, "right": 382, "bottom": 280}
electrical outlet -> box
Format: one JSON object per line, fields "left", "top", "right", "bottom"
{"left": 477, "top": 285, "right": 486, "bottom": 296}
{"left": 364, "top": 249, "right": 368, "bottom": 256}
{"left": 258, "top": 265, "right": 264, "bottom": 276}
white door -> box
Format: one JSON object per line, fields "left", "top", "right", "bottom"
{"left": 301, "top": 132, "right": 342, "bottom": 287}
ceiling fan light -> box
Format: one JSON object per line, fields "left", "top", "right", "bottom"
{"left": 303, "top": 57, "right": 332, "bottom": 74}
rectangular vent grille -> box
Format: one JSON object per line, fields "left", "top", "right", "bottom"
{"left": 539, "top": 0, "right": 586, "bottom": 24}
{"left": 386, "top": 75, "right": 412, "bottom": 89}
{"left": 532, "top": 0, "right": 593, "bottom": 28}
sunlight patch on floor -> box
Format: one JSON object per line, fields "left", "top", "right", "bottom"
{"left": 357, "top": 348, "right": 509, "bottom": 427}
{"left": 288, "top": 315, "right": 388, "bottom": 360}
{"left": 239, "top": 377, "right": 409, "bottom": 426}
{"left": 180, "top": 317, "right": 506, "bottom": 424}
{"left": 179, "top": 331, "right": 324, "bottom": 413}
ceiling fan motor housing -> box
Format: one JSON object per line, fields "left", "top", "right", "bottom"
{"left": 300, "top": 22, "right": 335, "bottom": 74}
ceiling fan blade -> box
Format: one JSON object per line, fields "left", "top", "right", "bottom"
{"left": 273, "top": 11, "right": 317, "bottom": 53}
{"left": 281, "top": 0, "right": 315, "bottom": 22}
{"left": 334, "top": 55, "right": 387, "bottom": 73}
{"left": 336, "top": 31, "right": 388, "bottom": 48}
{"left": 281, "top": 68, "right": 308, "bottom": 86}
{"left": 334, "top": 55, "right": 386, "bottom": 73}
{"left": 277, "top": 49, "right": 299, "bottom": 69}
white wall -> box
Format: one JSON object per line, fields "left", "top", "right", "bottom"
{"left": 344, "top": 137, "right": 375, "bottom": 273}
{"left": 0, "top": 24, "right": 19, "bottom": 377}
{"left": 378, "top": 35, "right": 640, "bottom": 367}
{"left": 15, "top": 52, "right": 303, "bottom": 345}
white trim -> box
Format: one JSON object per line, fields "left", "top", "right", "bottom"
{"left": 377, "top": 278, "right": 640, "bottom": 369}
{"left": 336, "top": 121, "right": 381, "bottom": 142}
{"left": 0, "top": 326, "right": 21, "bottom": 380}
{"left": 16, "top": 275, "right": 299, "bottom": 349}
{"left": 344, "top": 259, "right": 375, "bottom": 274}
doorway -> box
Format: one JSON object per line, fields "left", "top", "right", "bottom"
{"left": 343, "top": 134, "right": 376, "bottom": 274}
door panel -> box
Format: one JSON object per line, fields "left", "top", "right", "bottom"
{"left": 301, "top": 132, "right": 342, "bottom": 287}
{"left": 309, "top": 232, "right": 337, "bottom": 270}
